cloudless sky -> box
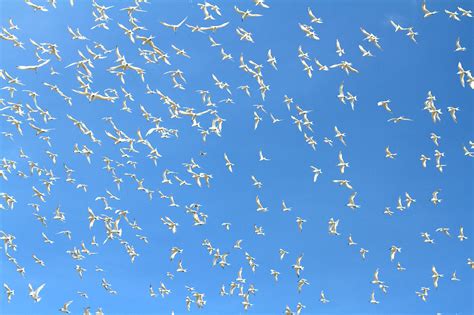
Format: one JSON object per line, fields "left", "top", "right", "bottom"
{"left": 0, "top": 0, "right": 473, "bottom": 314}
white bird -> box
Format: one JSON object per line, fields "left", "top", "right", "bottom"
{"left": 16, "top": 59, "right": 50, "bottom": 71}
{"left": 320, "top": 290, "right": 330, "bottom": 303}
{"left": 451, "top": 271, "right": 460, "bottom": 281}
{"left": 59, "top": 300, "right": 73, "bottom": 314}
{"left": 431, "top": 189, "right": 442, "bottom": 205}
{"left": 259, "top": 150, "right": 270, "bottom": 161}
{"left": 251, "top": 175, "right": 263, "bottom": 189}
{"left": 405, "top": 192, "right": 416, "bottom": 208}
{"left": 455, "top": 37, "right": 466, "bottom": 52}
{"left": 298, "top": 45, "right": 310, "bottom": 61}
{"left": 208, "top": 35, "right": 221, "bottom": 47}
{"left": 370, "top": 291, "right": 379, "bottom": 304}
{"left": 292, "top": 254, "right": 304, "bottom": 277}
{"left": 348, "top": 234, "right": 357, "bottom": 246}
{"left": 307, "top": 7, "right": 323, "bottom": 24}
{"left": 458, "top": 226, "right": 468, "bottom": 241}
{"left": 315, "top": 59, "right": 329, "bottom": 71}
{"left": 310, "top": 166, "right": 322, "bottom": 182}
{"left": 388, "top": 116, "right": 413, "bottom": 123}
{"left": 333, "top": 179, "right": 353, "bottom": 190}
{"left": 347, "top": 192, "right": 360, "bottom": 209}
{"left": 67, "top": 26, "right": 88, "bottom": 40}
{"left": 8, "top": 18, "right": 19, "bottom": 30}
{"left": 279, "top": 249, "right": 289, "bottom": 260}
{"left": 177, "top": 260, "right": 187, "bottom": 273}
{"left": 41, "top": 232, "right": 54, "bottom": 244}
{"left": 337, "top": 151, "right": 349, "bottom": 174}
{"left": 397, "top": 262, "right": 406, "bottom": 271}
{"left": 3, "top": 283, "right": 14, "bottom": 303}
{"left": 222, "top": 222, "right": 231, "bottom": 231}
{"left": 256, "top": 196, "right": 268, "bottom": 212}
{"left": 224, "top": 153, "right": 234, "bottom": 172}
{"left": 463, "top": 146, "right": 474, "bottom": 157}
{"left": 270, "top": 269, "right": 280, "bottom": 281}
{"left": 432, "top": 265, "right": 444, "bottom": 288}
{"left": 267, "top": 49, "right": 277, "bottom": 70}
{"left": 390, "top": 20, "right": 404, "bottom": 32}
{"left": 254, "top": 111, "right": 262, "bottom": 130}
{"left": 436, "top": 227, "right": 451, "bottom": 237}
{"left": 281, "top": 200, "right": 292, "bottom": 212}
{"left": 430, "top": 133, "right": 441, "bottom": 146}
{"left": 296, "top": 217, "right": 306, "bottom": 232}
{"left": 359, "top": 45, "right": 373, "bottom": 57}
{"left": 301, "top": 59, "right": 313, "bottom": 78}
{"left": 390, "top": 245, "right": 401, "bottom": 261}
{"left": 25, "top": 1, "right": 48, "bottom": 12}
{"left": 254, "top": 0, "right": 270, "bottom": 9}
{"left": 160, "top": 17, "right": 188, "bottom": 32}
{"left": 422, "top": 1, "right": 438, "bottom": 18}
{"left": 445, "top": 9, "right": 460, "bottom": 21}
{"left": 171, "top": 45, "right": 190, "bottom": 58}
{"left": 28, "top": 283, "right": 46, "bottom": 302}
{"left": 372, "top": 269, "right": 382, "bottom": 284}
{"left": 420, "top": 154, "right": 431, "bottom": 168}
{"left": 220, "top": 48, "right": 233, "bottom": 61}
{"left": 270, "top": 113, "right": 283, "bottom": 124}
{"left": 377, "top": 100, "right": 392, "bottom": 112}
{"left": 457, "top": 62, "right": 467, "bottom": 87}
{"left": 385, "top": 146, "right": 397, "bottom": 159}
{"left": 334, "top": 126, "right": 347, "bottom": 145}
{"left": 360, "top": 27, "right": 382, "bottom": 50}
{"left": 458, "top": 7, "right": 473, "bottom": 18}
{"left": 336, "top": 39, "right": 345, "bottom": 56}
{"left": 234, "top": 6, "right": 262, "bottom": 21}
{"left": 447, "top": 107, "right": 459, "bottom": 123}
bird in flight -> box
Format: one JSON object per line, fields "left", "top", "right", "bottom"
{"left": 0, "top": 1, "right": 471, "bottom": 314}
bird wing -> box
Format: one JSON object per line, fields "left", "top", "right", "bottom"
{"left": 176, "top": 17, "right": 188, "bottom": 27}
{"left": 256, "top": 196, "right": 263, "bottom": 208}
{"left": 360, "top": 27, "right": 370, "bottom": 37}
{"left": 36, "top": 283, "right": 46, "bottom": 294}
{"left": 234, "top": 6, "right": 245, "bottom": 15}
{"left": 160, "top": 21, "right": 173, "bottom": 28}
{"left": 390, "top": 20, "right": 398, "bottom": 29}
{"left": 215, "top": 22, "right": 230, "bottom": 29}
{"left": 421, "top": 1, "right": 428, "bottom": 14}
{"left": 338, "top": 151, "right": 344, "bottom": 163}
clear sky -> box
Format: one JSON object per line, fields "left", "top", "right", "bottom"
{"left": 0, "top": 0, "right": 473, "bottom": 314}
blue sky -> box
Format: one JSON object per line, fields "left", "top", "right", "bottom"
{"left": 0, "top": 0, "right": 473, "bottom": 314}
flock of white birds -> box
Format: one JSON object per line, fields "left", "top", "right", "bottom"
{"left": 0, "top": 0, "right": 473, "bottom": 314}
